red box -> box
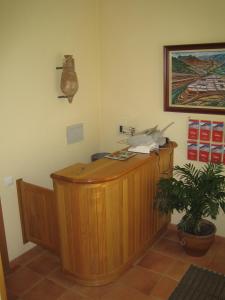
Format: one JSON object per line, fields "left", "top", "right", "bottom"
{"left": 188, "top": 119, "right": 199, "bottom": 140}
{"left": 200, "top": 120, "right": 211, "bottom": 141}
{"left": 187, "top": 140, "right": 198, "bottom": 161}
{"left": 211, "top": 144, "right": 222, "bottom": 164}
{"left": 212, "top": 121, "right": 224, "bottom": 143}
{"left": 223, "top": 145, "right": 225, "bottom": 165}
{"left": 199, "top": 143, "right": 210, "bottom": 162}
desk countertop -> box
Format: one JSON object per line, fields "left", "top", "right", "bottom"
{"left": 51, "top": 141, "right": 177, "bottom": 184}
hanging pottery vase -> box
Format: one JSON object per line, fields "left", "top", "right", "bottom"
{"left": 60, "top": 55, "right": 79, "bottom": 103}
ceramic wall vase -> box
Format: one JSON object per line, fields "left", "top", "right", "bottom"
{"left": 60, "top": 55, "right": 78, "bottom": 103}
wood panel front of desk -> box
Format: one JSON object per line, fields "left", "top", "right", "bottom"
{"left": 52, "top": 142, "right": 176, "bottom": 286}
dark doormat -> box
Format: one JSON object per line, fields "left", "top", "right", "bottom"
{"left": 169, "top": 265, "right": 225, "bottom": 300}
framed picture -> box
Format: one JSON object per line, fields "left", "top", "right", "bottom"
{"left": 164, "top": 43, "right": 225, "bottom": 114}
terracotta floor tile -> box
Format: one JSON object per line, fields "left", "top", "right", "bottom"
{"left": 166, "top": 260, "right": 190, "bottom": 281}
{"left": 210, "top": 238, "right": 225, "bottom": 259}
{"left": 47, "top": 268, "right": 76, "bottom": 288}
{"left": 118, "top": 266, "right": 161, "bottom": 295}
{"left": 139, "top": 250, "right": 175, "bottom": 273}
{"left": 215, "top": 235, "right": 225, "bottom": 243}
{"left": 167, "top": 224, "right": 177, "bottom": 231}
{"left": 150, "top": 276, "right": 178, "bottom": 300}
{"left": 59, "top": 290, "right": 92, "bottom": 300}
{"left": 101, "top": 285, "right": 151, "bottom": 300}
{"left": 163, "top": 229, "right": 179, "bottom": 242}
{"left": 22, "top": 279, "right": 65, "bottom": 300}
{"left": 7, "top": 290, "right": 19, "bottom": 300}
{"left": 5, "top": 232, "right": 225, "bottom": 300}
{"left": 208, "top": 257, "right": 225, "bottom": 274}
{"left": 6, "top": 267, "right": 42, "bottom": 296}
{"left": 10, "top": 246, "right": 44, "bottom": 267}
{"left": 27, "top": 252, "right": 60, "bottom": 276}
{"left": 148, "top": 296, "right": 162, "bottom": 300}
{"left": 71, "top": 282, "right": 114, "bottom": 299}
{"left": 181, "top": 251, "right": 213, "bottom": 268}
{"left": 215, "top": 250, "right": 225, "bottom": 260}
{"left": 152, "top": 238, "right": 185, "bottom": 258}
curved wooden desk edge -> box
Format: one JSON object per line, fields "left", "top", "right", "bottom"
{"left": 51, "top": 141, "right": 177, "bottom": 184}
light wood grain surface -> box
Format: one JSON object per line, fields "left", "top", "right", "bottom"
{"left": 52, "top": 142, "right": 176, "bottom": 285}
{"left": 16, "top": 179, "right": 59, "bottom": 253}
{"left": 51, "top": 142, "right": 176, "bottom": 184}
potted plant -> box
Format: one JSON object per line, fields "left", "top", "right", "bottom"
{"left": 155, "top": 163, "right": 225, "bottom": 256}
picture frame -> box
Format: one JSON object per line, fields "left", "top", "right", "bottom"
{"left": 164, "top": 43, "right": 225, "bottom": 114}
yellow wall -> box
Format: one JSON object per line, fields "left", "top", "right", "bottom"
{"left": 1, "top": 0, "right": 225, "bottom": 260}
{"left": 99, "top": 0, "right": 225, "bottom": 236}
{"left": 0, "top": 0, "right": 100, "bottom": 260}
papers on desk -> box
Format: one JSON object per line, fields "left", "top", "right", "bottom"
{"left": 105, "top": 151, "right": 137, "bottom": 160}
{"left": 128, "top": 143, "right": 159, "bottom": 154}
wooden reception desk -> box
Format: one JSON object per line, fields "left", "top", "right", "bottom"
{"left": 51, "top": 142, "right": 176, "bottom": 286}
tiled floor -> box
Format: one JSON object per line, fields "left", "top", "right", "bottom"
{"left": 5, "top": 225, "right": 225, "bottom": 300}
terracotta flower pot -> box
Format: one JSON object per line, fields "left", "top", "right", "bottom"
{"left": 177, "top": 220, "right": 216, "bottom": 257}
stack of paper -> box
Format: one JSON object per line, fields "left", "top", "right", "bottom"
{"left": 128, "top": 143, "right": 159, "bottom": 154}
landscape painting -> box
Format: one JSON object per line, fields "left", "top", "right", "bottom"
{"left": 164, "top": 43, "right": 225, "bottom": 114}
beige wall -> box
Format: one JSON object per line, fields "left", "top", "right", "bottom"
{"left": 1, "top": 0, "right": 225, "bottom": 261}
{"left": 99, "top": 0, "right": 225, "bottom": 236}
{"left": 0, "top": 0, "right": 100, "bottom": 260}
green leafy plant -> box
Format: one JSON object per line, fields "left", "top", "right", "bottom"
{"left": 155, "top": 163, "right": 225, "bottom": 235}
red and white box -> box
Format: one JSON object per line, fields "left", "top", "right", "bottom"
{"left": 188, "top": 119, "right": 199, "bottom": 140}
{"left": 211, "top": 144, "right": 222, "bottom": 164}
{"left": 199, "top": 142, "right": 210, "bottom": 162}
{"left": 223, "top": 145, "right": 225, "bottom": 165}
{"left": 187, "top": 140, "right": 198, "bottom": 161}
{"left": 200, "top": 120, "right": 211, "bottom": 141}
{"left": 212, "top": 121, "right": 224, "bottom": 143}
